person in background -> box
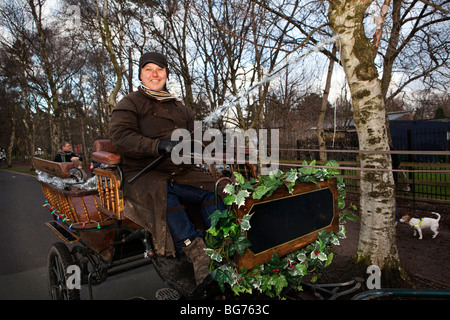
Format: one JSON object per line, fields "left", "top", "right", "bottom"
{"left": 70, "top": 159, "right": 88, "bottom": 182}
{"left": 54, "top": 141, "right": 82, "bottom": 163}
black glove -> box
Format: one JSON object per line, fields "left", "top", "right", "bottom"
{"left": 157, "top": 139, "right": 179, "bottom": 155}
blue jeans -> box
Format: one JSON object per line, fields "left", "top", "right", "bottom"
{"left": 166, "top": 181, "right": 225, "bottom": 249}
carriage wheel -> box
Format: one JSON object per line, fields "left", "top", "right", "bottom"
{"left": 47, "top": 242, "right": 81, "bottom": 300}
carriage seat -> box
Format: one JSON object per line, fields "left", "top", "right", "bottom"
{"left": 92, "top": 139, "right": 121, "bottom": 165}
{"left": 33, "top": 157, "right": 74, "bottom": 179}
{"left": 91, "top": 140, "right": 124, "bottom": 220}
{"left": 33, "top": 157, "right": 108, "bottom": 229}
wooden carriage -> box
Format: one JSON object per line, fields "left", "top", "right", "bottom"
{"left": 35, "top": 139, "right": 339, "bottom": 299}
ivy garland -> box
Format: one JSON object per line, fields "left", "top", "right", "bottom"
{"left": 205, "top": 160, "right": 357, "bottom": 298}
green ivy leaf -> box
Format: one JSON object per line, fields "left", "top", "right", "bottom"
{"left": 240, "top": 180, "right": 254, "bottom": 191}
{"left": 318, "top": 252, "right": 327, "bottom": 261}
{"left": 240, "top": 213, "right": 253, "bottom": 231}
{"left": 331, "top": 236, "right": 340, "bottom": 246}
{"left": 286, "top": 170, "right": 298, "bottom": 183}
{"left": 294, "top": 263, "right": 307, "bottom": 276}
{"left": 223, "top": 194, "right": 236, "bottom": 206}
{"left": 337, "top": 225, "right": 347, "bottom": 239}
{"left": 214, "top": 265, "right": 235, "bottom": 292}
{"left": 269, "top": 273, "right": 288, "bottom": 296}
{"left": 206, "top": 226, "right": 219, "bottom": 237}
{"left": 310, "top": 160, "right": 318, "bottom": 174}
{"left": 325, "top": 160, "right": 341, "bottom": 176}
{"left": 233, "top": 231, "right": 252, "bottom": 256}
{"left": 299, "top": 164, "right": 313, "bottom": 175}
{"left": 342, "top": 209, "right": 358, "bottom": 221}
{"left": 324, "top": 252, "right": 333, "bottom": 267}
{"left": 231, "top": 283, "right": 248, "bottom": 295}
{"left": 296, "top": 252, "right": 307, "bottom": 263}
{"left": 233, "top": 171, "right": 245, "bottom": 185}
{"left": 269, "top": 169, "right": 283, "bottom": 179}
{"left": 252, "top": 185, "right": 270, "bottom": 199}
{"left": 249, "top": 177, "right": 258, "bottom": 184}
{"left": 223, "top": 184, "right": 235, "bottom": 194}
{"left": 209, "top": 209, "right": 229, "bottom": 228}
{"left": 338, "top": 196, "right": 346, "bottom": 209}
{"left": 205, "top": 248, "right": 223, "bottom": 263}
{"left": 265, "top": 252, "right": 287, "bottom": 272}
{"left": 235, "top": 189, "right": 249, "bottom": 207}
{"left": 222, "top": 222, "right": 238, "bottom": 238}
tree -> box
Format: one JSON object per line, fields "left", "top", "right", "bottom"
{"left": 28, "top": 0, "right": 62, "bottom": 154}
{"left": 193, "top": 0, "right": 295, "bottom": 130}
{"left": 0, "top": 76, "right": 21, "bottom": 167}
{"left": 380, "top": 0, "right": 450, "bottom": 105}
{"left": 1, "top": 0, "right": 85, "bottom": 155}
{"left": 328, "top": 0, "right": 400, "bottom": 274}
{"left": 249, "top": 0, "right": 342, "bottom": 160}
{"left": 317, "top": 44, "right": 337, "bottom": 161}
{"left": 413, "top": 90, "right": 450, "bottom": 119}
{"left": 92, "top": 0, "right": 127, "bottom": 122}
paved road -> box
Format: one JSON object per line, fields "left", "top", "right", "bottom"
{"left": 0, "top": 170, "right": 166, "bottom": 300}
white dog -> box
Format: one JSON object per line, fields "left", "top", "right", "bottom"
{"left": 400, "top": 212, "right": 441, "bottom": 239}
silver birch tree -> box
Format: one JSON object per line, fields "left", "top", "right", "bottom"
{"left": 328, "top": 0, "right": 400, "bottom": 271}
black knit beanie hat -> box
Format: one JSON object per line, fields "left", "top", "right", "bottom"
{"left": 139, "top": 52, "right": 169, "bottom": 80}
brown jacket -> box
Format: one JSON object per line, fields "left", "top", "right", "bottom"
{"left": 109, "top": 87, "right": 216, "bottom": 257}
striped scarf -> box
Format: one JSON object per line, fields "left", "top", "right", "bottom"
{"left": 139, "top": 84, "right": 180, "bottom": 102}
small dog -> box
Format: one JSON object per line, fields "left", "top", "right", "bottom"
{"left": 400, "top": 212, "right": 441, "bottom": 239}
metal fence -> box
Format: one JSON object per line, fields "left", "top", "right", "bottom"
{"left": 340, "top": 161, "right": 450, "bottom": 204}
{"left": 279, "top": 150, "right": 450, "bottom": 214}
{"left": 391, "top": 120, "right": 450, "bottom": 163}
{"left": 283, "top": 120, "right": 450, "bottom": 211}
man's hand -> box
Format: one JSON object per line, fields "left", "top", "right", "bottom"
{"left": 157, "top": 139, "right": 178, "bottom": 155}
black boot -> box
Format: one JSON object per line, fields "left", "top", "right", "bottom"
{"left": 181, "top": 237, "right": 211, "bottom": 286}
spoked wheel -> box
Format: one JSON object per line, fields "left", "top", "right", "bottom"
{"left": 47, "top": 242, "right": 81, "bottom": 300}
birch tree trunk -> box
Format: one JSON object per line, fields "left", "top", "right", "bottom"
{"left": 328, "top": 0, "right": 400, "bottom": 271}
{"left": 318, "top": 44, "right": 337, "bottom": 162}
{"left": 6, "top": 114, "right": 16, "bottom": 168}
{"left": 28, "top": 0, "right": 61, "bottom": 155}
{"left": 94, "top": 0, "right": 124, "bottom": 123}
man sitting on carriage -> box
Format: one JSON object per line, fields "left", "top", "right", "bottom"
{"left": 109, "top": 52, "right": 224, "bottom": 289}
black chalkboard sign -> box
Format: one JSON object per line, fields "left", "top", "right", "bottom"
{"left": 246, "top": 187, "right": 334, "bottom": 254}
{"left": 236, "top": 178, "right": 339, "bottom": 270}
